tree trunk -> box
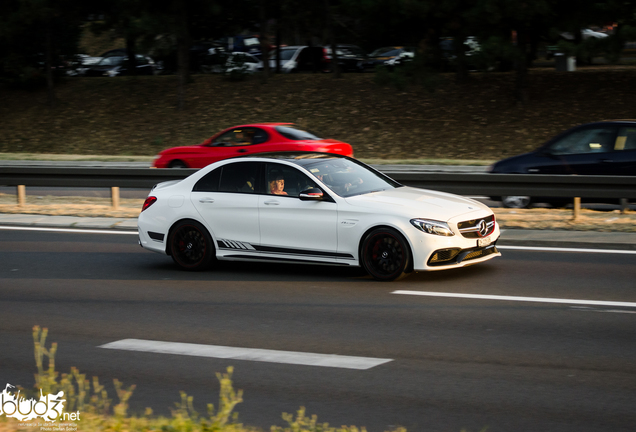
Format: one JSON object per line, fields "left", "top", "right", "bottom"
{"left": 514, "top": 27, "right": 529, "bottom": 104}
{"left": 259, "top": 0, "right": 269, "bottom": 82}
{"left": 454, "top": 35, "right": 469, "bottom": 83}
{"left": 176, "top": 1, "right": 190, "bottom": 111}
{"left": 325, "top": 0, "right": 340, "bottom": 77}
{"left": 44, "top": 24, "right": 57, "bottom": 107}
{"left": 126, "top": 34, "right": 138, "bottom": 77}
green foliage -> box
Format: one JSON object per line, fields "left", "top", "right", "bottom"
{"left": 270, "top": 406, "right": 401, "bottom": 432}
{"left": 16, "top": 326, "right": 414, "bottom": 432}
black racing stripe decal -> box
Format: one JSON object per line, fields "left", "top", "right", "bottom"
{"left": 216, "top": 239, "right": 354, "bottom": 260}
{"left": 223, "top": 255, "right": 353, "bottom": 266}
{"left": 253, "top": 244, "right": 354, "bottom": 259}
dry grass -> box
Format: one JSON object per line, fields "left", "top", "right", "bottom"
{"left": 2, "top": 67, "right": 636, "bottom": 161}
{"left": 1, "top": 193, "right": 635, "bottom": 231}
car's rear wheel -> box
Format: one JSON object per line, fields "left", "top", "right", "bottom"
{"left": 501, "top": 196, "right": 531, "bottom": 208}
{"left": 169, "top": 160, "right": 188, "bottom": 168}
{"left": 169, "top": 220, "right": 215, "bottom": 271}
{"left": 361, "top": 228, "right": 411, "bottom": 281}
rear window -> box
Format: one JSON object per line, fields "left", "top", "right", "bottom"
{"left": 275, "top": 126, "right": 322, "bottom": 141}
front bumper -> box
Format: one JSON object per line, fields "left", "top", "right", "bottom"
{"left": 410, "top": 222, "right": 501, "bottom": 271}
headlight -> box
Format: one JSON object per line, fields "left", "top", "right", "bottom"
{"left": 410, "top": 219, "right": 454, "bottom": 236}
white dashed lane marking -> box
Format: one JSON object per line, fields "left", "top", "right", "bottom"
{"left": 392, "top": 291, "right": 636, "bottom": 308}
{"left": 99, "top": 339, "right": 393, "bottom": 370}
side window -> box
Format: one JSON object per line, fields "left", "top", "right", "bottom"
{"left": 193, "top": 167, "right": 221, "bottom": 192}
{"left": 616, "top": 127, "right": 636, "bottom": 151}
{"left": 219, "top": 162, "right": 260, "bottom": 193}
{"left": 549, "top": 127, "right": 616, "bottom": 155}
{"left": 212, "top": 128, "right": 268, "bottom": 146}
{"left": 266, "top": 164, "right": 316, "bottom": 198}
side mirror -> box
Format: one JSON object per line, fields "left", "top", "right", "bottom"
{"left": 299, "top": 188, "right": 324, "bottom": 201}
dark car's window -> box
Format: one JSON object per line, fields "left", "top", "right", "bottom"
{"left": 616, "top": 127, "right": 636, "bottom": 150}
{"left": 369, "top": 47, "right": 400, "bottom": 57}
{"left": 212, "top": 127, "right": 268, "bottom": 146}
{"left": 304, "top": 158, "right": 400, "bottom": 197}
{"left": 270, "top": 49, "right": 297, "bottom": 61}
{"left": 266, "top": 163, "right": 317, "bottom": 198}
{"left": 275, "top": 126, "right": 322, "bottom": 141}
{"left": 219, "top": 162, "right": 260, "bottom": 193}
{"left": 97, "top": 56, "right": 125, "bottom": 66}
{"left": 548, "top": 127, "right": 617, "bottom": 155}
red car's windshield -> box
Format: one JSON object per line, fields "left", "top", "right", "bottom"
{"left": 275, "top": 126, "right": 322, "bottom": 141}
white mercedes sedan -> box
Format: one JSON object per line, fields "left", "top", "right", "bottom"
{"left": 138, "top": 153, "right": 501, "bottom": 281}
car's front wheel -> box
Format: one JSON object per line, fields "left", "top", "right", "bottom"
{"left": 501, "top": 196, "right": 531, "bottom": 208}
{"left": 169, "top": 220, "right": 215, "bottom": 271}
{"left": 361, "top": 227, "right": 411, "bottom": 281}
{"left": 168, "top": 160, "right": 188, "bottom": 168}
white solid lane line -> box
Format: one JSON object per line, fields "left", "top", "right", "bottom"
{"left": 0, "top": 226, "right": 634, "bottom": 255}
{"left": 497, "top": 245, "right": 636, "bottom": 255}
{"left": 0, "top": 226, "right": 138, "bottom": 235}
{"left": 99, "top": 339, "right": 393, "bottom": 370}
{"left": 392, "top": 291, "right": 636, "bottom": 308}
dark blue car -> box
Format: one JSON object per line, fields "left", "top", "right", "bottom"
{"left": 489, "top": 121, "right": 636, "bottom": 208}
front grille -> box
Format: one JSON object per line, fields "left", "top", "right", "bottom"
{"left": 428, "top": 245, "right": 498, "bottom": 267}
{"left": 463, "top": 247, "right": 498, "bottom": 262}
{"left": 458, "top": 215, "right": 495, "bottom": 239}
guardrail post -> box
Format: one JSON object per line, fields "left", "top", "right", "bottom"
{"left": 17, "top": 185, "right": 26, "bottom": 206}
{"left": 620, "top": 198, "right": 629, "bottom": 214}
{"left": 111, "top": 187, "right": 120, "bottom": 210}
{"left": 573, "top": 197, "right": 581, "bottom": 221}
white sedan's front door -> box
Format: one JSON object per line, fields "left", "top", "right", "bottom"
{"left": 258, "top": 163, "right": 341, "bottom": 262}
{"left": 258, "top": 196, "right": 339, "bottom": 261}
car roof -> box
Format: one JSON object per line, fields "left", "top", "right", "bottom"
{"left": 238, "top": 151, "right": 348, "bottom": 165}
{"left": 227, "top": 122, "right": 294, "bottom": 128}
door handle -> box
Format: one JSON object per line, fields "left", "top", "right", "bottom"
{"left": 264, "top": 200, "right": 279, "bottom": 205}
{"left": 199, "top": 198, "right": 215, "bottom": 203}
{"left": 600, "top": 159, "right": 613, "bottom": 163}
{"left": 237, "top": 149, "right": 248, "bottom": 153}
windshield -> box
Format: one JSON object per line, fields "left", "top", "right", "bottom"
{"left": 275, "top": 126, "right": 322, "bottom": 140}
{"left": 270, "top": 49, "right": 297, "bottom": 61}
{"left": 369, "top": 47, "right": 400, "bottom": 57}
{"left": 97, "top": 56, "right": 124, "bottom": 66}
{"left": 303, "top": 158, "right": 400, "bottom": 197}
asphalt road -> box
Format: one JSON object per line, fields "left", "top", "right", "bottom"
{"left": 1, "top": 229, "right": 635, "bottom": 432}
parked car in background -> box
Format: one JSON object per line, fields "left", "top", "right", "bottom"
{"left": 215, "top": 35, "right": 262, "bottom": 58}
{"left": 268, "top": 46, "right": 329, "bottom": 73}
{"left": 153, "top": 123, "right": 354, "bottom": 168}
{"left": 82, "top": 54, "right": 156, "bottom": 77}
{"left": 324, "top": 44, "right": 368, "bottom": 72}
{"left": 225, "top": 52, "right": 262, "bottom": 74}
{"left": 139, "top": 153, "right": 501, "bottom": 280}
{"left": 361, "top": 46, "right": 415, "bottom": 70}
{"left": 488, "top": 121, "right": 636, "bottom": 208}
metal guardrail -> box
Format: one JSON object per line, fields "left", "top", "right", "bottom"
{"left": 385, "top": 171, "right": 636, "bottom": 199}
{"left": 0, "top": 167, "right": 635, "bottom": 211}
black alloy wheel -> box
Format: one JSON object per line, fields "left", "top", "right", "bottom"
{"left": 361, "top": 228, "right": 411, "bottom": 281}
{"left": 169, "top": 220, "right": 215, "bottom": 270}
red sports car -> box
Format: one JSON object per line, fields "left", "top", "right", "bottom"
{"left": 152, "top": 123, "right": 354, "bottom": 168}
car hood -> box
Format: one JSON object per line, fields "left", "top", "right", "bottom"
{"left": 344, "top": 186, "right": 491, "bottom": 221}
